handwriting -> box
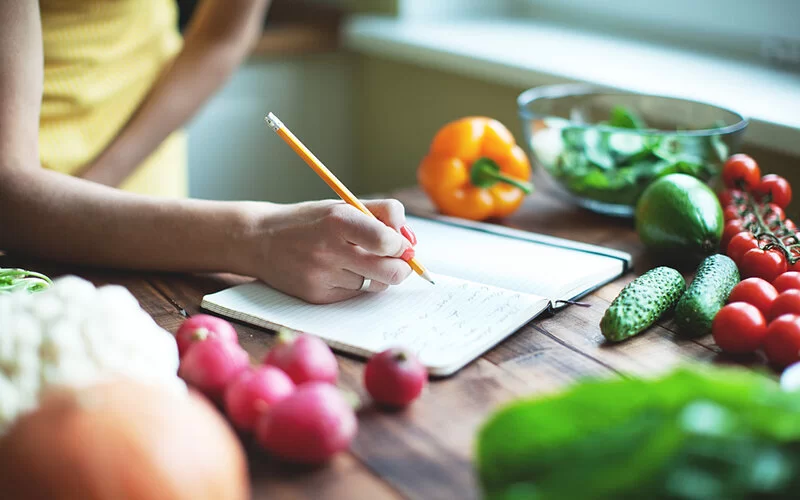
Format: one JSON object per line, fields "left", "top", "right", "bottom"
{"left": 207, "top": 274, "right": 547, "bottom": 370}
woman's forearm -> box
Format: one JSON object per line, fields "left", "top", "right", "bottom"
{"left": 1, "top": 166, "right": 269, "bottom": 275}
{"left": 80, "top": 0, "right": 273, "bottom": 187}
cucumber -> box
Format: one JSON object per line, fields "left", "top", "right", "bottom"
{"left": 674, "top": 254, "right": 740, "bottom": 338}
{"left": 601, "top": 267, "right": 686, "bottom": 342}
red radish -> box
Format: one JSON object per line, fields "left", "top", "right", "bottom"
{"left": 364, "top": 348, "right": 428, "bottom": 408}
{"left": 263, "top": 331, "right": 338, "bottom": 386}
{"left": 255, "top": 382, "right": 357, "bottom": 464}
{"left": 176, "top": 314, "right": 238, "bottom": 357}
{"left": 179, "top": 338, "right": 250, "bottom": 401}
{"left": 224, "top": 366, "right": 295, "bottom": 432}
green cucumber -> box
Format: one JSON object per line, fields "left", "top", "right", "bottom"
{"left": 601, "top": 267, "right": 686, "bottom": 342}
{"left": 674, "top": 254, "right": 740, "bottom": 338}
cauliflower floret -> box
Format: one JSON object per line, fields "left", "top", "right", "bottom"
{"left": 0, "top": 276, "right": 185, "bottom": 434}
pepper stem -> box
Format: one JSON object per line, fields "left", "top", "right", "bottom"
{"left": 470, "top": 158, "right": 533, "bottom": 193}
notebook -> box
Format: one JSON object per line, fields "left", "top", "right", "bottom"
{"left": 201, "top": 214, "right": 632, "bottom": 377}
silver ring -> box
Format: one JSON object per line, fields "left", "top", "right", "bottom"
{"left": 359, "top": 277, "right": 372, "bottom": 292}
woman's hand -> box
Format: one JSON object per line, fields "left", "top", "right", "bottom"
{"left": 248, "top": 199, "right": 416, "bottom": 304}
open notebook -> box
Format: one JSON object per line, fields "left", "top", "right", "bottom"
{"left": 202, "top": 215, "right": 632, "bottom": 376}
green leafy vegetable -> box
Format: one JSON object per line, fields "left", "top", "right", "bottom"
{"left": 476, "top": 365, "right": 800, "bottom": 499}
{"left": 608, "top": 105, "right": 647, "bottom": 130}
{"left": 531, "top": 106, "right": 729, "bottom": 207}
{"left": 0, "top": 267, "right": 54, "bottom": 294}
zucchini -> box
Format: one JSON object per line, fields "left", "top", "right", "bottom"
{"left": 601, "top": 267, "right": 686, "bottom": 342}
{"left": 674, "top": 254, "right": 740, "bottom": 338}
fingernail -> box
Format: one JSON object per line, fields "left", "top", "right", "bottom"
{"left": 401, "top": 225, "right": 417, "bottom": 246}
{"left": 400, "top": 247, "right": 415, "bottom": 262}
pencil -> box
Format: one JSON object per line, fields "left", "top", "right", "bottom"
{"left": 265, "top": 112, "right": 435, "bottom": 285}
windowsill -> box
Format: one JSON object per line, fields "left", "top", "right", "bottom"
{"left": 343, "top": 16, "right": 800, "bottom": 157}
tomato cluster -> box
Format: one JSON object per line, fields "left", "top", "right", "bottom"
{"left": 712, "top": 274, "right": 800, "bottom": 368}
{"left": 718, "top": 154, "right": 796, "bottom": 283}
{"left": 714, "top": 154, "right": 800, "bottom": 366}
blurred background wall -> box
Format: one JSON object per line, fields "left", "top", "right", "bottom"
{"left": 180, "top": 0, "right": 800, "bottom": 207}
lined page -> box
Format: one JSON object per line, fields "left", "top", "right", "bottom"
{"left": 202, "top": 275, "right": 549, "bottom": 374}
{"left": 407, "top": 216, "right": 624, "bottom": 299}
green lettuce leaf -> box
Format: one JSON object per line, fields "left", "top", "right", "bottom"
{"left": 476, "top": 365, "right": 800, "bottom": 500}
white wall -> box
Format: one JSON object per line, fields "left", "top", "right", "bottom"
{"left": 186, "top": 52, "right": 356, "bottom": 203}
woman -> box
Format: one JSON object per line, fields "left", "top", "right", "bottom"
{"left": 0, "top": 0, "right": 414, "bottom": 304}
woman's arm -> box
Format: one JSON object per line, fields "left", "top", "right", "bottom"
{"left": 0, "top": 2, "right": 261, "bottom": 274}
{"left": 79, "top": 0, "right": 273, "bottom": 186}
{"left": 0, "top": 1, "right": 413, "bottom": 305}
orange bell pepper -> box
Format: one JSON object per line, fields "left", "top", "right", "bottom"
{"left": 417, "top": 117, "right": 533, "bottom": 221}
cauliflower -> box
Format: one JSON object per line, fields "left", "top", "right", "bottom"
{"left": 0, "top": 275, "right": 185, "bottom": 434}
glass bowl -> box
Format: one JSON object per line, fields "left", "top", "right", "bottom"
{"left": 517, "top": 84, "right": 748, "bottom": 217}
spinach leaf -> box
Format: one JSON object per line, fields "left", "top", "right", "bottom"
{"left": 608, "top": 105, "right": 647, "bottom": 130}
{"left": 476, "top": 366, "right": 800, "bottom": 500}
{"left": 538, "top": 105, "right": 721, "bottom": 207}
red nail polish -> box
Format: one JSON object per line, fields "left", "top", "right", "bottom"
{"left": 401, "top": 225, "right": 417, "bottom": 246}
{"left": 400, "top": 247, "right": 415, "bottom": 262}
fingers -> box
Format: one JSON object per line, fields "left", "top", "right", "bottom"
{"left": 366, "top": 199, "right": 417, "bottom": 247}
{"left": 364, "top": 199, "right": 406, "bottom": 230}
{"left": 330, "top": 204, "right": 410, "bottom": 258}
{"left": 338, "top": 269, "right": 390, "bottom": 293}
{"left": 308, "top": 270, "right": 389, "bottom": 305}
{"left": 341, "top": 246, "right": 412, "bottom": 286}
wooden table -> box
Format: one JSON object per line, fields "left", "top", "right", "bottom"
{"left": 0, "top": 185, "right": 768, "bottom": 500}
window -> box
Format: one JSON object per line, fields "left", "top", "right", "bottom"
{"left": 516, "top": 0, "right": 800, "bottom": 69}
{"left": 385, "top": 0, "right": 799, "bottom": 69}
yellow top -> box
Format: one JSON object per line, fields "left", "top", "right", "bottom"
{"left": 39, "top": 0, "right": 188, "bottom": 198}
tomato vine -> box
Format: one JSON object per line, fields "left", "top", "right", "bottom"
{"left": 729, "top": 187, "right": 799, "bottom": 265}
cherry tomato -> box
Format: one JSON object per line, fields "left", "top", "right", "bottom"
{"left": 788, "top": 251, "right": 800, "bottom": 272}
{"left": 728, "top": 277, "right": 779, "bottom": 317}
{"left": 763, "top": 314, "right": 800, "bottom": 368}
{"left": 764, "top": 203, "right": 786, "bottom": 225}
{"left": 785, "top": 219, "right": 797, "bottom": 232}
{"left": 718, "top": 189, "right": 743, "bottom": 207}
{"left": 756, "top": 174, "right": 792, "bottom": 209}
{"left": 741, "top": 213, "right": 757, "bottom": 226}
{"left": 770, "top": 289, "right": 800, "bottom": 320}
{"left": 726, "top": 232, "right": 759, "bottom": 265}
{"left": 711, "top": 302, "right": 767, "bottom": 353}
{"left": 722, "top": 154, "right": 761, "bottom": 190}
{"left": 721, "top": 219, "right": 745, "bottom": 251}
{"left": 773, "top": 272, "right": 800, "bottom": 293}
{"left": 723, "top": 206, "right": 741, "bottom": 222}
{"left": 740, "top": 248, "right": 788, "bottom": 282}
